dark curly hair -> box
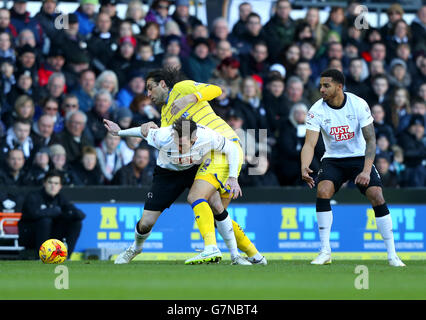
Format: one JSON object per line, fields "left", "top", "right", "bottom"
{"left": 146, "top": 67, "right": 187, "bottom": 90}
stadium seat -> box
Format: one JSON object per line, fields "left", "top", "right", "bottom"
{"left": 0, "top": 212, "right": 25, "bottom": 251}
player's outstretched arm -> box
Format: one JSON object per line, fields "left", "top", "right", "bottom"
{"left": 301, "top": 129, "right": 320, "bottom": 188}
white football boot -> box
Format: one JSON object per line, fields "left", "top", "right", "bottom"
{"left": 184, "top": 245, "right": 222, "bottom": 265}
{"left": 114, "top": 247, "right": 141, "bottom": 264}
{"left": 246, "top": 256, "right": 268, "bottom": 265}
{"left": 311, "top": 251, "right": 332, "bottom": 265}
{"left": 388, "top": 256, "right": 406, "bottom": 267}
{"left": 231, "top": 255, "right": 252, "bottom": 265}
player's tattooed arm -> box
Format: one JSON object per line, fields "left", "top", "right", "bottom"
{"left": 356, "top": 123, "right": 376, "bottom": 187}
{"left": 362, "top": 123, "right": 376, "bottom": 170}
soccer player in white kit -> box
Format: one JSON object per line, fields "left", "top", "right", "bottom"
{"left": 300, "top": 69, "right": 405, "bottom": 267}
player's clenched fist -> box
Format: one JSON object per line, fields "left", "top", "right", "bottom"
{"left": 141, "top": 121, "right": 159, "bottom": 137}
{"left": 355, "top": 171, "right": 370, "bottom": 187}
{"left": 170, "top": 94, "right": 198, "bottom": 115}
{"left": 225, "top": 177, "right": 242, "bottom": 199}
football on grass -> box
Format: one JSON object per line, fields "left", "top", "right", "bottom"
{"left": 39, "top": 239, "right": 67, "bottom": 264}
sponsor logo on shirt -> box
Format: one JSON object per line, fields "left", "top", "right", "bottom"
{"left": 329, "top": 125, "right": 355, "bottom": 141}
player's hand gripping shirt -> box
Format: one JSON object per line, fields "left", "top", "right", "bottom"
{"left": 305, "top": 92, "right": 373, "bottom": 159}
{"left": 160, "top": 80, "right": 240, "bottom": 142}
{"left": 144, "top": 124, "right": 240, "bottom": 177}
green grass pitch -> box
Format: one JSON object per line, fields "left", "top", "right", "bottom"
{"left": 0, "top": 260, "right": 424, "bottom": 300}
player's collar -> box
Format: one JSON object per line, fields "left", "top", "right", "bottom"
{"left": 326, "top": 93, "right": 347, "bottom": 110}
{"left": 164, "top": 88, "right": 173, "bottom": 105}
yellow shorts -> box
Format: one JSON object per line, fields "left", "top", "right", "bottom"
{"left": 194, "top": 140, "right": 244, "bottom": 196}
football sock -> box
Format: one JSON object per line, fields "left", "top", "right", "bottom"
{"left": 374, "top": 204, "right": 397, "bottom": 259}
{"left": 192, "top": 199, "right": 217, "bottom": 247}
{"left": 232, "top": 220, "right": 258, "bottom": 257}
{"left": 316, "top": 198, "right": 333, "bottom": 253}
{"left": 214, "top": 210, "right": 239, "bottom": 259}
{"left": 131, "top": 226, "right": 151, "bottom": 251}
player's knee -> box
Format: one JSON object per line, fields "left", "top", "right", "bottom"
{"left": 187, "top": 193, "right": 204, "bottom": 205}
{"left": 317, "top": 184, "right": 334, "bottom": 199}
{"left": 367, "top": 187, "right": 385, "bottom": 206}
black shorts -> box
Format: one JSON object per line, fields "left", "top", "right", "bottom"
{"left": 316, "top": 156, "right": 382, "bottom": 194}
{"left": 143, "top": 165, "right": 200, "bottom": 212}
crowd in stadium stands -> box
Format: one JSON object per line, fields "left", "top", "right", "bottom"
{"left": 0, "top": 0, "right": 425, "bottom": 189}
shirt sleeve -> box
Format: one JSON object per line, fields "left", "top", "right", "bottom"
{"left": 145, "top": 128, "right": 163, "bottom": 149}
{"left": 193, "top": 82, "right": 222, "bottom": 102}
{"left": 358, "top": 98, "right": 374, "bottom": 128}
{"left": 305, "top": 108, "right": 321, "bottom": 132}
{"left": 211, "top": 133, "right": 239, "bottom": 178}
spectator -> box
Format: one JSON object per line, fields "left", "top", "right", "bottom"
{"left": 345, "top": 57, "right": 370, "bottom": 98}
{"left": 380, "top": 3, "right": 404, "bottom": 40}
{"left": 15, "top": 44, "right": 38, "bottom": 85}
{"left": 34, "top": 0, "right": 61, "bottom": 44}
{"left": 18, "top": 169, "right": 86, "bottom": 259}
{"left": 0, "top": 8, "right": 16, "bottom": 39}
{"left": 6, "top": 69, "right": 38, "bottom": 110}
{"left": 112, "top": 146, "right": 152, "bottom": 186}
{"left": 397, "top": 114, "right": 426, "bottom": 187}
{"left": 38, "top": 47, "right": 66, "bottom": 87}
{"left": 94, "top": 70, "right": 119, "bottom": 102}
{"left": 99, "top": 0, "right": 122, "bottom": 37}
{"left": 293, "top": 21, "right": 314, "bottom": 44}
{"left": 62, "top": 52, "right": 91, "bottom": 93}
{"left": 285, "top": 76, "right": 310, "bottom": 106}
{"left": 108, "top": 36, "right": 139, "bottom": 88}
{"left": 294, "top": 59, "right": 321, "bottom": 104}
{"left": 162, "top": 53, "right": 182, "bottom": 70}
{"left": 325, "top": 6, "right": 346, "bottom": 35}
{"left": 0, "top": 149, "right": 29, "bottom": 186}
{"left": 118, "top": 135, "right": 142, "bottom": 165}
{"left": 233, "top": 76, "right": 269, "bottom": 132}
{"left": 410, "top": 5, "right": 426, "bottom": 53}
{"left": 275, "top": 102, "right": 321, "bottom": 186}
{"left": 61, "top": 94, "right": 80, "bottom": 117}
{"left": 388, "top": 58, "right": 411, "bottom": 89}
{"left": 303, "top": 7, "right": 329, "bottom": 49}
{"left": 1, "top": 118, "right": 35, "bottom": 166}
{"left": 390, "top": 145, "right": 407, "bottom": 185}
{"left": 129, "top": 94, "right": 160, "bottom": 126}
{"left": 72, "top": 69, "right": 96, "bottom": 112}
{"left": 70, "top": 145, "right": 103, "bottom": 185}
{"left": 87, "top": 12, "right": 118, "bottom": 74}
{"left": 135, "top": 40, "right": 161, "bottom": 74}
{"left": 96, "top": 132, "right": 123, "bottom": 183}
{"left": 182, "top": 37, "right": 216, "bottom": 83}
{"left": 86, "top": 89, "right": 114, "bottom": 145}
{"left": 3, "top": 93, "right": 35, "bottom": 129}
{"left": 49, "top": 143, "right": 74, "bottom": 185}
{"left": 57, "top": 110, "right": 93, "bottom": 163}
{"left": 35, "top": 97, "right": 64, "bottom": 134}
{"left": 263, "top": 74, "right": 290, "bottom": 133}
{"left": 389, "top": 87, "right": 411, "bottom": 130}
{"left": 211, "top": 40, "right": 233, "bottom": 66}
{"left": 263, "top": 0, "right": 296, "bottom": 62}
{"left": 239, "top": 154, "right": 280, "bottom": 187}
{"left": 209, "top": 56, "right": 242, "bottom": 99}
{"left": 210, "top": 17, "right": 232, "bottom": 45}
{"left": 145, "top": 0, "right": 172, "bottom": 36}
{"left": 171, "top": 0, "right": 202, "bottom": 36}
{"left": 9, "top": 0, "right": 45, "bottom": 47}
{"left": 394, "top": 43, "right": 418, "bottom": 78}
{"left": 116, "top": 71, "right": 145, "bottom": 109}
{"left": 376, "top": 134, "right": 393, "bottom": 160}
{"left": 398, "top": 99, "right": 426, "bottom": 134}
{"left": 369, "top": 41, "right": 387, "bottom": 68}
{"left": 230, "top": 2, "right": 252, "bottom": 39}
{"left": 41, "top": 72, "right": 66, "bottom": 106}
{"left": 366, "top": 73, "right": 391, "bottom": 111}
{"left": 0, "top": 31, "right": 15, "bottom": 63}
{"left": 26, "top": 147, "right": 51, "bottom": 186}
{"left": 232, "top": 13, "right": 265, "bottom": 56}
{"left": 0, "top": 59, "right": 15, "bottom": 106}
{"left": 31, "top": 114, "right": 60, "bottom": 150}
{"left": 140, "top": 21, "right": 163, "bottom": 56}
{"left": 74, "top": 0, "right": 98, "bottom": 37}
{"left": 386, "top": 18, "right": 412, "bottom": 59}
{"left": 209, "top": 78, "right": 234, "bottom": 119}
{"left": 112, "top": 107, "right": 133, "bottom": 130}
{"left": 125, "top": 0, "right": 146, "bottom": 35}
{"left": 375, "top": 153, "right": 399, "bottom": 188}
{"left": 239, "top": 40, "right": 270, "bottom": 80}
{"left": 371, "top": 104, "right": 396, "bottom": 146}
{"left": 412, "top": 56, "right": 426, "bottom": 96}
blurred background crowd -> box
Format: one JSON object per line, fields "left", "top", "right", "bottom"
{"left": 0, "top": 0, "right": 425, "bottom": 189}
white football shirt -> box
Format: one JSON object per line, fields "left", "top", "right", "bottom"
{"left": 145, "top": 124, "right": 240, "bottom": 177}
{"left": 305, "top": 92, "right": 373, "bottom": 159}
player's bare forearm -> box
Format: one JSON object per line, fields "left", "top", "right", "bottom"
{"left": 361, "top": 123, "right": 376, "bottom": 173}
{"left": 301, "top": 144, "right": 315, "bottom": 170}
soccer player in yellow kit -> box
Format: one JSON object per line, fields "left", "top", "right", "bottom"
{"left": 134, "top": 68, "right": 266, "bottom": 265}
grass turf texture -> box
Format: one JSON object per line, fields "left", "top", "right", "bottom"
{"left": 0, "top": 260, "right": 424, "bottom": 300}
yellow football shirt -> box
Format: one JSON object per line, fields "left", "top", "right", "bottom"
{"left": 160, "top": 80, "right": 240, "bottom": 141}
